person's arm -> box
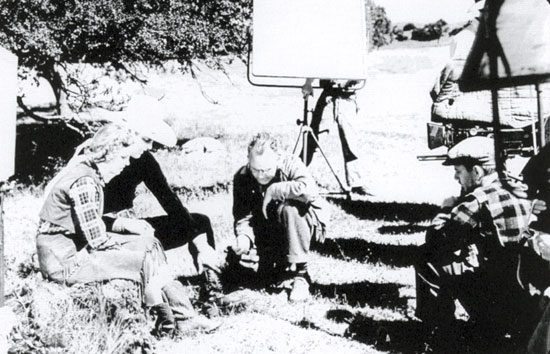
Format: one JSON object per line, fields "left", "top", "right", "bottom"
{"left": 433, "top": 196, "right": 481, "bottom": 246}
{"left": 232, "top": 168, "right": 255, "bottom": 254}
{"left": 267, "top": 155, "right": 319, "bottom": 204}
{"left": 68, "top": 176, "right": 110, "bottom": 249}
{"left": 140, "top": 152, "right": 197, "bottom": 232}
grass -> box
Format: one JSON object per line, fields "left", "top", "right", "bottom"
{"left": 4, "top": 42, "right": 475, "bottom": 353}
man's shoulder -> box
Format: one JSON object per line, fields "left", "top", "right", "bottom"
{"left": 279, "top": 153, "right": 304, "bottom": 167}
{"left": 234, "top": 164, "right": 251, "bottom": 181}
{"left": 278, "top": 154, "right": 307, "bottom": 175}
{"left": 468, "top": 180, "right": 525, "bottom": 208}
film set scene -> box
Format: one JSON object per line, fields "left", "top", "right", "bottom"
{"left": 1, "top": 0, "right": 550, "bottom": 353}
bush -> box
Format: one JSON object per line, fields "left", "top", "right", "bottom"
{"left": 411, "top": 19, "right": 448, "bottom": 41}
{"left": 392, "top": 26, "right": 408, "bottom": 41}
{"left": 0, "top": 0, "right": 252, "bottom": 116}
{"left": 403, "top": 23, "right": 416, "bottom": 31}
{"left": 366, "top": 1, "right": 392, "bottom": 48}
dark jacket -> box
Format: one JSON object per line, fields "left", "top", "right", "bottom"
{"left": 103, "top": 151, "right": 197, "bottom": 233}
{"left": 232, "top": 153, "right": 329, "bottom": 243}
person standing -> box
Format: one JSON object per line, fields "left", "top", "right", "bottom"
{"left": 302, "top": 79, "right": 369, "bottom": 195}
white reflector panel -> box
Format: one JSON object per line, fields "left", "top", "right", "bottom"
{"left": 252, "top": 0, "right": 368, "bottom": 80}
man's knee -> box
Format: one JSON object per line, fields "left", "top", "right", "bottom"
{"left": 191, "top": 213, "right": 212, "bottom": 230}
{"left": 190, "top": 212, "right": 215, "bottom": 246}
{"left": 278, "top": 202, "right": 306, "bottom": 222}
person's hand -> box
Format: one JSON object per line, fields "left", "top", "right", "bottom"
{"left": 441, "top": 196, "right": 458, "bottom": 209}
{"left": 231, "top": 235, "right": 251, "bottom": 256}
{"left": 508, "top": 179, "right": 529, "bottom": 199}
{"left": 301, "top": 79, "right": 313, "bottom": 99}
{"left": 96, "top": 237, "right": 120, "bottom": 251}
{"left": 262, "top": 187, "right": 275, "bottom": 219}
{"left": 530, "top": 231, "right": 550, "bottom": 261}
{"left": 431, "top": 212, "right": 451, "bottom": 230}
{"left": 196, "top": 244, "right": 223, "bottom": 274}
{"left": 533, "top": 199, "right": 547, "bottom": 215}
{"left": 113, "top": 218, "right": 155, "bottom": 237}
{"left": 239, "top": 248, "right": 259, "bottom": 272}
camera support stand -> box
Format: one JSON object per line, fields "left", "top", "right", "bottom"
{"left": 293, "top": 96, "right": 350, "bottom": 197}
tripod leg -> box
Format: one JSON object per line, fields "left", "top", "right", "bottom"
{"left": 302, "top": 128, "right": 308, "bottom": 163}
{"left": 307, "top": 130, "right": 349, "bottom": 194}
{"left": 293, "top": 123, "right": 305, "bottom": 156}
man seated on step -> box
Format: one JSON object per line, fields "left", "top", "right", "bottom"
{"left": 221, "top": 132, "right": 329, "bottom": 303}
{"left": 414, "top": 136, "right": 544, "bottom": 352}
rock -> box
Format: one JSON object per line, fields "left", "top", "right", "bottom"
{"left": 181, "top": 137, "right": 225, "bottom": 154}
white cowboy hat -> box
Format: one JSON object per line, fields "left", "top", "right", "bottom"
{"left": 122, "top": 95, "right": 177, "bottom": 147}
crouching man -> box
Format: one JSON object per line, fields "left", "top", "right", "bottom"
{"left": 415, "top": 136, "right": 538, "bottom": 351}
{"left": 227, "top": 132, "right": 329, "bottom": 302}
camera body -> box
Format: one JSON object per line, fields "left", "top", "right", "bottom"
{"left": 426, "top": 120, "right": 542, "bottom": 157}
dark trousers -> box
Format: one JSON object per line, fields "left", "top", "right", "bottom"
{"left": 146, "top": 212, "right": 215, "bottom": 251}
{"left": 415, "top": 231, "right": 539, "bottom": 345}
{"left": 225, "top": 201, "right": 320, "bottom": 288}
{"left": 255, "top": 201, "right": 317, "bottom": 266}
{"left": 306, "top": 91, "right": 365, "bottom": 187}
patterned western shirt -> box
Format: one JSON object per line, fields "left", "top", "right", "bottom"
{"left": 434, "top": 174, "right": 532, "bottom": 247}
{"left": 39, "top": 176, "right": 108, "bottom": 249}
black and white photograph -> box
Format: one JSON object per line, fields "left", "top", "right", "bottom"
{"left": 1, "top": 0, "right": 550, "bottom": 353}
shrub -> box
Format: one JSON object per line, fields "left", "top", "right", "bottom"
{"left": 411, "top": 19, "right": 448, "bottom": 41}
{"left": 0, "top": 0, "right": 252, "bottom": 118}
{"left": 366, "top": 1, "right": 392, "bottom": 48}
{"left": 403, "top": 23, "right": 416, "bottom": 31}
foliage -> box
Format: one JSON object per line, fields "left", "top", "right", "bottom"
{"left": 0, "top": 0, "right": 252, "bottom": 115}
{"left": 366, "top": 1, "right": 393, "bottom": 48}
{"left": 403, "top": 23, "right": 416, "bottom": 31}
{"left": 8, "top": 280, "right": 153, "bottom": 354}
{"left": 392, "top": 26, "right": 408, "bottom": 42}
{"left": 411, "top": 19, "right": 449, "bottom": 41}
{"left": 449, "top": 22, "right": 471, "bottom": 36}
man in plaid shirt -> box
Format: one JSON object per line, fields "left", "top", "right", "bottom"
{"left": 415, "top": 137, "right": 536, "bottom": 350}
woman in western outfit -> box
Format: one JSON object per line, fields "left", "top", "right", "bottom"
{"left": 36, "top": 122, "right": 178, "bottom": 333}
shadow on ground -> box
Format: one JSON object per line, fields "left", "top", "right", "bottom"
{"left": 312, "top": 281, "right": 408, "bottom": 308}
{"left": 378, "top": 224, "right": 429, "bottom": 235}
{"left": 313, "top": 238, "right": 419, "bottom": 268}
{"left": 328, "top": 197, "right": 439, "bottom": 223}
{"left": 340, "top": 312, "right": 426, "bottom": 354}
{"left": 340, "top": 311, "right": 530, "bottom": 354}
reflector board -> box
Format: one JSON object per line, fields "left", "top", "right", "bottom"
{"left": 0, "top": 48, "right": 17, "bottom": 181}
{"left": 251, "top": 0, "right": 368, "bottom": 80}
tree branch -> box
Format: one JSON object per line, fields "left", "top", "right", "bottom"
{"left": 17, "top": 96, "right": 88, "bottom": 137}
{"left": 189, "top": 62, "right": 219, "bottom": 105}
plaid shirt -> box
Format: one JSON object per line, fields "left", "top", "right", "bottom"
{"left": 39, "top": 176, "right": 108, "bottom": 249}
{"left": 436, "top": 176, "right": 532, "bottom": 245}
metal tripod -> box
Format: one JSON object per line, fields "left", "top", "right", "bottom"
{"left": 292, "top": 96, "right": 350, "bottom": 196}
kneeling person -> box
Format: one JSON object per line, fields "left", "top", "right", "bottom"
{"left": 230, "top": 132, "right": 328, "bottom": 302}
{"left": 415, "top": 136, "right": 536, "bottom": 349}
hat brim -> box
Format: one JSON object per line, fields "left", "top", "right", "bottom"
{"left": 124, "top": 96, "right": 177, "bottom": 147}
{"left": 442, "top": 156, "right": 494, "bottom": 167}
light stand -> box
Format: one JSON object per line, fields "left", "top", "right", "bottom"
{"left": 292, "top": 96, "right": 350, "bottom": 196}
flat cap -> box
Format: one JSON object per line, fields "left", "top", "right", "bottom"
{"left": 443, "top": 136, "right": 496, "bottom": 167}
